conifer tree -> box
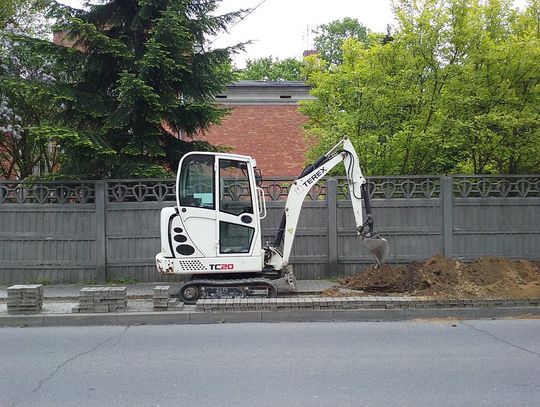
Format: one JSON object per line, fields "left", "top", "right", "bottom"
{"left": 2, "top": 0, "right": 244, "bottom": 178}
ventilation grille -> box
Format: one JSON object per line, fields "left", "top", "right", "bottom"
{"left": 178, "top": 260, "right": 207, "bottom": 272}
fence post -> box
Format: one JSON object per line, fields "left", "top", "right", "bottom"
{"left": 441, "top": 176, "right": 453, "bottom": 258}
{"left": 327, "top": 178, "right": 338, "bottom": 277}
{"left": 95, "top": 181, "right": 107, "bottom": 283}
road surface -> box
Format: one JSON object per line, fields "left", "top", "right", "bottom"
{"left": 1, "top": 319, "right": 539, "bottom": 406}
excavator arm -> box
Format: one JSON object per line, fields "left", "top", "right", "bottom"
{"left": 266, "top": 138, "right": 389, "bottom": 271}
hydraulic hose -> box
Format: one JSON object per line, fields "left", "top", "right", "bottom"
{"left": 272, "top": 154, "right": 329, "bottom": 247}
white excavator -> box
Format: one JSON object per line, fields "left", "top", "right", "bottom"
{"left": 155, "top": 138, "right": 388, "bottom": 303}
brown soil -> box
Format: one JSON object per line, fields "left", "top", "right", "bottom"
{"left": 320, "top": 287, "right": 350, "bottom": 297}
{"left": 336, "top": 255, "right": 540, "bottom": 299}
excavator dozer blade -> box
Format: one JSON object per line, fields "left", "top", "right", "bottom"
{"left": 363, "top": 236, "right": 389, "bottom": 265}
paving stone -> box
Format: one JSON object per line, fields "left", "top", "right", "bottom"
{"left": 151, "top": 292, "right": 177, "bottom": 311}
{"left": 7, "top": 285, "right": 43, "bottom": 315}
{"left": 76, "top": 286, "right": 127, "bottom": 313}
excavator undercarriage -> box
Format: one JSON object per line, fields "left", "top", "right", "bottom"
{"left": 178, "top": 268, "right": 296, "bottom": 304}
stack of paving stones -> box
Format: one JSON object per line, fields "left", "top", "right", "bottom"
{"left": 195, "top": 297, "right": 540, "bottom": 312}
{"left": 73, "top": 287, "right": 127, "bottom": 313}
{"left": 7, "top": 285, "right": 43, "bottom": 314}
{"left": 153, "top": 285, "right": 181, "bottom": 311}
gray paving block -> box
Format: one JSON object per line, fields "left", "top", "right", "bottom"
{"left": 333, "top": 309, "right": 405, "bottom": 322}
{"left": 261, "top": 310, "right": 333, "bottom": 323}
{"left": 6, "top": 309, "right": 42, "bottom": 315}
{"left": 341, "top": 298, "right": 352, "bottom": 309}
{"left": 189, "top": 311, "right": 262, "bottom": 324}
{"left": 153, "top": 295, "right": 170, "bottom": 300}
{"left": 195, "top": 300, "right": 205, "bottom": 311}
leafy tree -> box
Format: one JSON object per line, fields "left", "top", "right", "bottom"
{"left": 1, "top": 0, "right": 51, "bottom": 37}
{"left": 0, "top": 0, "right": 59, "bottom": 179}
{"left": 302, "top": 0, "right": 540, "bottom": 175}
{"left": 1, "top": 0, "right": 29, "bottom": 31}
{"left": 442, "top": 0, "right": 540, "bottom": 174}
{"left": 238, "top": 56, "right": 305, "bottom": 81}
{"left": 0, "top": 37, "right": 61, "bottom": 179}
{"left": 312, "top": 17, "right": 369, "bottom": 65}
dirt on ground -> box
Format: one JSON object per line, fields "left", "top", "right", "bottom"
{"left": 330, "top": 256, "right": 540, "bottom": 299}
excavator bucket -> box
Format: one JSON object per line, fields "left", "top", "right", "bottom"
{"left": 363, "top": 236, "right": 389, "bottom": 265}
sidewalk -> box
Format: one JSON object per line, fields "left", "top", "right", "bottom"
{"left": 0, "top": 280, "right": 335, "bottom": 301}
{"left": 1, "top": 281, "right": 538, "bottom": 327}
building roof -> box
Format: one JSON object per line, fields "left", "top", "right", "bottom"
{"left": 216, "top": 80, "right": 315, "bottom": 105}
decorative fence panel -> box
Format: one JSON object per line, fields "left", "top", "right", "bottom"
{"left": 452, "top": 176, "right": 540, "bottom": 261}
{"left": 0, "top": 182, "right": 98, "bottom": 284}
{"left": 0, "top": 176, "right": 538, "bottom": 284}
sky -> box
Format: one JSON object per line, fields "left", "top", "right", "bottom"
{"left": 58, "top": 0, "right": 528, "bottom": 68}
{"left": 208, "top": 0, "right": 396, "bottom": 67}
{"left": 58, "top": 0, "right": 396, "bottom": 67}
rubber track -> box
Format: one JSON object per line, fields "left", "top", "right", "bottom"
{"left": 181, "top": 278, "right": 278, "bottom": 304}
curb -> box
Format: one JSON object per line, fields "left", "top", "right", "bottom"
{"left": 1, "top": 307, "right": 539, "bottom": 327}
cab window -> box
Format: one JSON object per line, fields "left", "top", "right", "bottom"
{"left": 219, "top": 159, "right": 253, "bottom": 216}
{"left": 179, "top": 154, "right": 214, "bottom": 209}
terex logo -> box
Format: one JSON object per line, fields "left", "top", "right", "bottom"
{"left": 302, "top": 167, "right": 327, "bottom": 187}
{"left": 210, "top": 263, "right": 234, "bottom": 271}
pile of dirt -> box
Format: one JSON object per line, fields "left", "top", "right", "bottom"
{"left": 336, "top": 255, "right": 540, "bottom": 299}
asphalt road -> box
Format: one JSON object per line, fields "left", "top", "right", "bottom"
{"left": 1, "top": 320, "right": 539, "bottom": 407}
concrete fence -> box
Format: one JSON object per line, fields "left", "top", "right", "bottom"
{"left": 0, "top": 175, "right": 538, "bottom": 284}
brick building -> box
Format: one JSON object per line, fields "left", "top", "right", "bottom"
{"left": 195, "top": 80, "right": 315, "bottom": 177}
{"left": 52, "top": 29, "right": 315, "bottom": 177}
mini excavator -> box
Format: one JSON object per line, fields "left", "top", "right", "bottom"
{"left": 156, "top": 138, "right": 388, "bottom": 303}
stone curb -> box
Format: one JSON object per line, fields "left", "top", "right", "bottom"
{"left": 1, "top": 307, "right": 538, "bottom": 327}
{"left": 195, "top": 297, "right": 540, "bottom": 312}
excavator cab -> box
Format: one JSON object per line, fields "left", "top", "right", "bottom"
{"left": 155, "top": 152, "right": 266, "bottom": 279}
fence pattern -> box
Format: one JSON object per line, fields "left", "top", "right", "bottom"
{"left": 0, "top": 175, "right": 538, "bottom": 284}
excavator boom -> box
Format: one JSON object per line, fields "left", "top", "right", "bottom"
{"left": 267, "top": 138, "right": 388, "bottom": 268}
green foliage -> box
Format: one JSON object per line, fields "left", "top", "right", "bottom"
{"left": 238, "top": 56, "right": 305, "bottom": 81}
{"left": 0, "top": 33, "right": 64, "bottom": 179}
{"left": 0, "top": 1, "right": 59, "bottom": 179}
{"left": 312, "top": 17, "right": 370, "bottom": 66}
{"left": 107, "top": 277, "right": 138, "bottom": 285}
{"left": 2, "top": 0, "right": 244, "bottom": 179}
{"left": 302, "top": 0, "right": 540, "bottom": 175}
{"left": 0, "top": 0, "right": 51, "bottom": 37}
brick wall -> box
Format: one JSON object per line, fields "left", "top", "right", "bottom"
{"left": 52, "top": 31, "right": 85, "bottom": 52}
{"left": 196, "top": 105, "right": 309, "bottom": 177}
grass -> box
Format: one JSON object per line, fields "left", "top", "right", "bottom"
{"left": 106, "top": 277, "right": 138, "bottom": 285}
{"left": 36, "top": 277, "right": 52, "bottom": 286}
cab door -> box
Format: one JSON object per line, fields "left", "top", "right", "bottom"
{"left": 176, "top": 154, "right": 217, "bottom": 257}
{"left": 217, "top": 158, "right": 260, "bottom": 256}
